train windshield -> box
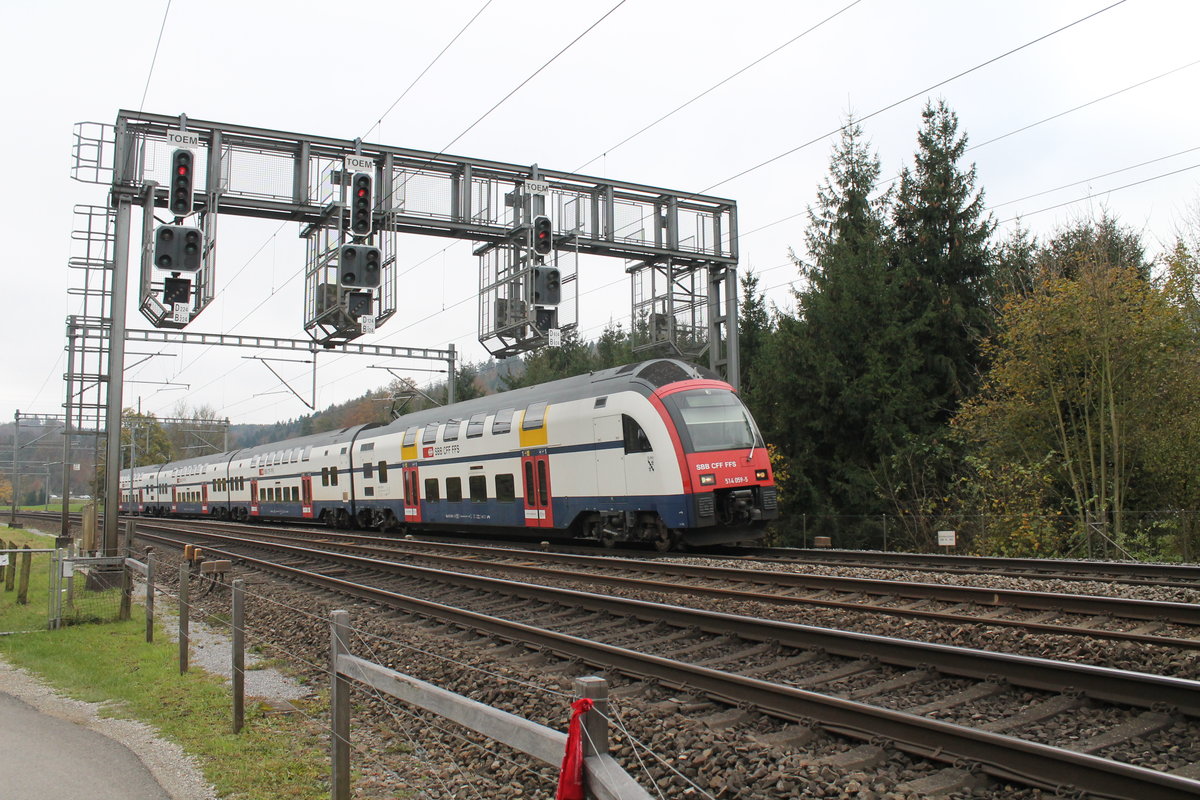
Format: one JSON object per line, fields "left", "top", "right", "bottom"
{"left": 663, "top": 388, "right": 763, "bottom": 453}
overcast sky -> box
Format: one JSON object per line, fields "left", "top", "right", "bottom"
{"left": 2, "top": 0, "right": 1198, "bottom": 428}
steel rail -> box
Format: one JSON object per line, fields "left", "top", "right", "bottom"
{"left": 140, "top": 528, "right": 1200, "bottom": 800}
{"left": 734, "top": 547, "right": 1200, "bottom": 585}
{"left": 134, "top": 523, "right": 1200, "bottom": 715}
{"left": 137, "top": 519, "right": 1200, "bottom": 651}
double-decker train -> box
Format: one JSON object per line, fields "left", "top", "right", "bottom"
{"left": 119, "top": 359, "right": 777, "bottom": 549}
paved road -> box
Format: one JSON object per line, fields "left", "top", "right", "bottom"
{"left": 0, "top": 690, "right": 173, "bottom": 799}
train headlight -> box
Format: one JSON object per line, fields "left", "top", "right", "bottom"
{"left": 755, "top": 469, "right": 768, "bottom": 480}
{"left": 699, "top": 473, "right": 716, "bottom": 486}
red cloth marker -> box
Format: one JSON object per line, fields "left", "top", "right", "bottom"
{"left": 555, "top": 697, "right": 595, "bottom": 800}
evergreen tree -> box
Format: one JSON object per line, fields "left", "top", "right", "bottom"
{"left": 890, "top": 99, "right": 996, "bottom": 425}
{"left": 736, "top": 270, "right": 771, "bottom": 408}
{"left": 761, "top": 118, "right": 895, "bottom": 535}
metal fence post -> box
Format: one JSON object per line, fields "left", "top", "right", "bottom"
{"left": 232, "top": 578, "right": 245, "bottom": 734}
{"left": 144, "top": 547, "right": 155, "bottom": 643}
{"left": 330, "top": 610, "right": 350, "bottom": 800}
{"left": 574, "top": 676, "right": 610, "bottom": 765}
{"left": 119, "top": 521, "right": 134, "bottom": 621}
{"left": 178, "top": 563, "right": 189, "bottom": 674}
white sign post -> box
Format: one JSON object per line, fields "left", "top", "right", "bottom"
{"left": 344, "top": 155, "right": 374, "bottom": 173}
{"left": 937, "top": 530, "right": 957, "bottom": 549}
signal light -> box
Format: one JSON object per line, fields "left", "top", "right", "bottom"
{"left": 532, "top": 265, "right": 561, "bottom": 305}
{"left": 339, "top": 243, "right": 381, "bottom": 288}
{"left": 349, "top": 172, "right": 374, "bottom": 236}
{"left": 153, "top": 225, "right": 204, "bottom": 272}
{"left": 163, "top": 277, "right": 191, "bottom": 305}
{"left": 532, "top": 215, "right": 552, "bottom": 255}
{"left": 345, "top": 291, "right": 373, "bottom": 319}
{"left": 169, "top": 149, "right": 195, "bottom": 216}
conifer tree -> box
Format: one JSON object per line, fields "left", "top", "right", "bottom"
{"left": 890, "top": 99, "right": 995, "bottom": 425}
{"left": 762, "top": 118, "right": 895, "bottom": 528}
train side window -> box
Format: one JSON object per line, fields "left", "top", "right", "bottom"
{"left": 446, "top": 477, "right": 463, "bottom": 502}
{"left": 424, "top": 478, "right": 440, "bottom": 501}
{"left": 363, "top": 462, "right": 374, "bottom": 479}
{"left": 594, "top": 396, "right": 607, "bottom": 408}
{"left": 522, "top": 401, "right": 548, "bottom": 430}
{"left": 466, "top": 413, "right": 486, "bottom": 438}
{"left": 524, "top": 462, "right": 535, "bottom": 504}
{"left": 378, "top": 461, "right": 388, "bottom": 483}
{"left": 622, "top": 415, "right": 653, "bottom": 454}
{"left": 537, "top": 461, "right": 549, "bottom": 507}
{"left": 492, "top": 408, "right": 514, "bottom": 435}
{"left": 422, "top": 425, "right": 440, "bottom": 445}
{"left": 403, "top": 426, "right": 418, "bottom": 447}
{"left": 360, "top": 442, "right": 374, "bottom": 453}
{"left": 495, "top": 474, "right": 515, "bottom": 502}
{"left": 331, "top": 467, "right": 339, "bottom": 486}
{"left": 321, "top": 468, "right": 329, "bottom": 487}
{"left": 443, "top": 420, "right": 461, "bottom": 442}
{"left": 469, "top": 475, "right": 487, "bottom": 502}
{"left": 302, "top": 446, "right": 312, "bottom": 461}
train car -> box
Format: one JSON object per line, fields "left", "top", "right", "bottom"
{"left": 119, "top": 359, "right": 777, "bottom": 549}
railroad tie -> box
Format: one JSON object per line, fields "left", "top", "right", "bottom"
{"left": 905, "top": 681, "right": 1007, "bottom": 716}
{"left": 1072, "top": 710, "right": 1174, "bottom": 754}
{"left": 979, "top": 693, "right": 1086, "bottom": 733}
{"left": 895, "top": 767, "right": 986, "bottom": 798}
{"left": 846, "top": 669, "right": 937, "bottom": 700}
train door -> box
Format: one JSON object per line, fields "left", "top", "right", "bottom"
{"left": 171, "top": 486, "right": 178, "bottom": 514}
{"left": 249, "top": 479, "right": 259, "bottom": 517}
{"left": 137, "top": 488, "right": 145, "bottom": 514}
{"left": 402, "top": 465, "right": 421, "bottom": 523}
{"left": 201, "top": 483, "right": 209, "bottom": 515}
{"left": 592, "top": 415, "right": 626, "bottom": 498}
{"left": 521, "top": 453, "right": 554, "bottom": 528}
{"left": 301, "top": 475, "right": 314, "bottom": 519}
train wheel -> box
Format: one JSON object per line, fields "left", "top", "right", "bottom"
{"left": 653, "top": 528, "right": 679, "bottom": 553}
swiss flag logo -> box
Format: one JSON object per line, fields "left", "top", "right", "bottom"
{"left": 423, "top": 446, "right": 434, "bottom": 458}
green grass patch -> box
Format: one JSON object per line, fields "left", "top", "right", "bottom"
{"left": 0, "top": 559, "right": 331, "bottom": 799}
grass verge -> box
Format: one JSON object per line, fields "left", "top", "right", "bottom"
{"left": 0, "top": 527, "right": 330, "bottom": 800}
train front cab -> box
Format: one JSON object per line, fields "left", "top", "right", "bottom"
{"left": 652, "top": 380, "right": 778, "bottom": 546}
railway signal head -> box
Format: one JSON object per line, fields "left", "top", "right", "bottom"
{"left": 339, "top": 243, "right": 381, "bottom": 288}
{"left": 153, "top": 224, "right": 204, "bottom": 272}
{"left": 345, "top": 290, "right": 373, "bottom": 319}
{"left": 169, "top": 149, "right": 195, "bottom": 216}
{"left": 532, "top": 215, "right": 552, "bottom": 255}
{"left": 349, "top": 172, "right": 374, "bottom": 236}
{"left": 532, "top": 265, "right": 561, "bottom": 305}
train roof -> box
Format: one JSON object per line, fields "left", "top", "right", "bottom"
{"left": 369, "top": 359, "right": 723, "bottom": 435}
{"left": 227, "top": 424, "right": 378, "bottom": 460}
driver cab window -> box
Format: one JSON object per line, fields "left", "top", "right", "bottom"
{"left": 622, "top": 415, "right": 652, "bottom": 454}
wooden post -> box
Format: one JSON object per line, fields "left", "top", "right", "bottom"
{"left": 144, "top": 547, "right": 155, "bottom": 643}
{"left": 4, "top": 541, "right": 16, "bottom": 592}
{"left": 17, "top": 546, "right": 32, "bottom": 605}
{"left": 330, "top": 610, "right": 350, "bottom": 800}
{"left": 0, "top": 546, "right": 7, "bottom": 587}
{"left": 178, "top": 563, "right": 190, "bottom": 674}
{"left": 232, "top": 578, "right": 245, "bottom": 734}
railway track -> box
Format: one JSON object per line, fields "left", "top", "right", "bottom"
{"left": 130, "top": 518, "right": 1200, "bottom": 655}
{"left": 722, "top": 545, "right": 1200, "bottom": 590}
{"left": 135, "top": 519, "right": 1200, "bottom": 799}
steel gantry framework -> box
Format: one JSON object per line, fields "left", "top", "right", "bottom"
{"left": 69, "top": 110, "right": 740, "bottom": 554}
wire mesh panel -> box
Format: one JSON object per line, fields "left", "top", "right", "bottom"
{"left": 52, "top": 555, "right": 127, "bottom": 627}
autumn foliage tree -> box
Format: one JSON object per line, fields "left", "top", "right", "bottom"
{"left": 955, "top": 222, "right": 1200, "bottom": 558}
